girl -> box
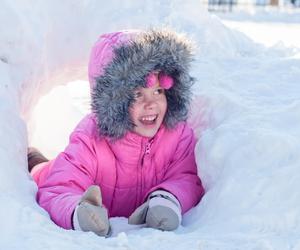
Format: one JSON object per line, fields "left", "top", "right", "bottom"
{"left": 28, "top": 29, "right": 205, "bottom": 237}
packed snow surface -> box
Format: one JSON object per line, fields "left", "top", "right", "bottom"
{"left": 1, "top": 1, "right": 300, "bottom": 249}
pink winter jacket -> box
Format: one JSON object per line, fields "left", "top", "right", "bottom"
{"left": 32, "top": 113, "right": 204, "bottom": 230}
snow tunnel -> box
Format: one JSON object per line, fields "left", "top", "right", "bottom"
{"left": 2, "top": 1, "right": 300, "bottom": 250}
{"left": 1, "top": 2, "right": 213, "bottom": 247}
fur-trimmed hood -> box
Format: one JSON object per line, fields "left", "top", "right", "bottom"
{"left": 90, "top": 29, "right": 195, "bottom": 139}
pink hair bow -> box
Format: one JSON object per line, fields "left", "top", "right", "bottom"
{"left": 146, "top": 72, "right": 174, "bottom": 89}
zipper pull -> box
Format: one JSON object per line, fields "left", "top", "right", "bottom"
{"left": 145, "top": 144, "right": 151, "bottom": 154}
{"left": 145, "top": 138, "right": 154, "bottom": 155}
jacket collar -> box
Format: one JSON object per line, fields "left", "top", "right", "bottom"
{"left": 107, "top": 125, "right": 166, "bottom": 163}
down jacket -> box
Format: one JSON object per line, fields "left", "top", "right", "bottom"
{"left": 32, "top": 29, "right": 205, "bottom": 229}
{"left": 32, "top": 115, "right": 204, "bottom": 229}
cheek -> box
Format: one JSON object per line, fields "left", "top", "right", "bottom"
{"left": 129, "top": 104, "right": 139, "bottom": 122}
{"left": 159, "top": 96, "right": 168, "bottom": 116}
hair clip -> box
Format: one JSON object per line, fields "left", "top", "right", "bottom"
{"left": 146, "top": 72, "right": 174, "bottom": 89}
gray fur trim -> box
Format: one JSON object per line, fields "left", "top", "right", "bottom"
{"left": 91, "top": 29, "right": 195, "bottom": 139}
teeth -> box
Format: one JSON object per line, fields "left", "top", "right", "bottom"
{"left": 141, "top": 115, "right": 157, "bottom": 121}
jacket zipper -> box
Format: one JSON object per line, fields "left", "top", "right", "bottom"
{"left": 138, "top": 139, "right": 154, "bottom": 205}
{"left": 141, "top": 138, "right": 154, "bottom": 165}
{"left": 141, "top": 142, "right": 150, "bottom": 165}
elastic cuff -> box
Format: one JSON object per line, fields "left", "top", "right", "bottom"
{"left": 149, "top": 190, "right": 181, "bottom": 209}
{"left": 72, "top": 205, "right": 83, "bottom": 231}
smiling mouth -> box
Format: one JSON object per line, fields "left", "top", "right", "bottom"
{"left": 139, "top": 115, "right": 158, "bottom": 125}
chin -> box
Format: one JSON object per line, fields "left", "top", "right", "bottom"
{"left": 134, "top": 119, "right": 163, "bottom": 138}
{"left": 138, "top": 130, "right": 157, "bottom": 138}
{"left": 135, "top": 127, "right": 159, "bottom": 138}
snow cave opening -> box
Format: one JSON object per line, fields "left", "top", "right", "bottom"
{"left": 27, "top": 80, "right": 91, "bottom": 159}
{"left": 25, "top": 78, "right": 207, "bottom": 234}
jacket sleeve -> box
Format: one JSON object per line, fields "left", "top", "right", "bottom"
{"left": 145, "top": 124, "right": 205, "bottom": 214}
{"left": 36, "top": 131, "right": 98, "bottom": 230}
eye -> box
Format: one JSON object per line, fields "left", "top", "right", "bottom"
{"left": 133, "top": 91, "right": 142, "bottom": 99}
{"left": 154, "top": 88, "right": 164, "bottom": 95}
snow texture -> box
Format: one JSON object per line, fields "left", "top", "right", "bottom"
{"left": 1, "top": 0, "right": 300, "bottom": 249}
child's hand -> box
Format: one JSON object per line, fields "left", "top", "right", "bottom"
{"left": 74, "top": 185, "right": 111, "bottom": 237}
{"left": 128, "top": 190, "right": 182, "bottom": 231}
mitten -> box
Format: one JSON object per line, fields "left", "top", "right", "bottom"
{"left": 73, "top": 185, "right": 111, "bottom": 237}
{"left": 128, "top": 190, "right": 182, "bottom": 231}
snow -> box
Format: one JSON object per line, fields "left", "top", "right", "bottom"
{"left": 217, "top": 8, "right": 300, "bottom": 48}
{"left": 1, "top": 1, "right": 300, "bottom": 249}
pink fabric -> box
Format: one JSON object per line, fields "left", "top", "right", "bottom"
{"left": 88, "top": 30, "right": 139, "bottom": 89}
{"left": 32, "top": 31, "right": 204, "bottom": 230}
{"left": 146, "top": 72, "right": 174, "bottom": 89}
{"left": 32, "top": 114, "right": 204, "bottom": 230}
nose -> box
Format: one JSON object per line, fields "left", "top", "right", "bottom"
{"left": 143, "top": 96, "right": 157, "bottom": 110}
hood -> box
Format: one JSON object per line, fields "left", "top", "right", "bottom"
{"left": 89, "top": 28, "right": 195, "bottom": 139}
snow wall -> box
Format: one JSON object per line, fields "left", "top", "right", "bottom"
{"left": 1, "top": 0, "right": 300, "bottom": 249}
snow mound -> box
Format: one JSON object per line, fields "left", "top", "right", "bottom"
{"left": 1, "top": 1, "right": 300, "bottom": 250}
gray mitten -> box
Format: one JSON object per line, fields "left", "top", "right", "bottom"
{"left": 128, "top": 190, "right": 182, "bottom": 231}
{"left": 74, "top": 185, "right": 111, "bottom": 237}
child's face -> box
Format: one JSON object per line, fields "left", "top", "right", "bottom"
{"left": 129, "top": 82, "right": 167, "bottom": 138}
